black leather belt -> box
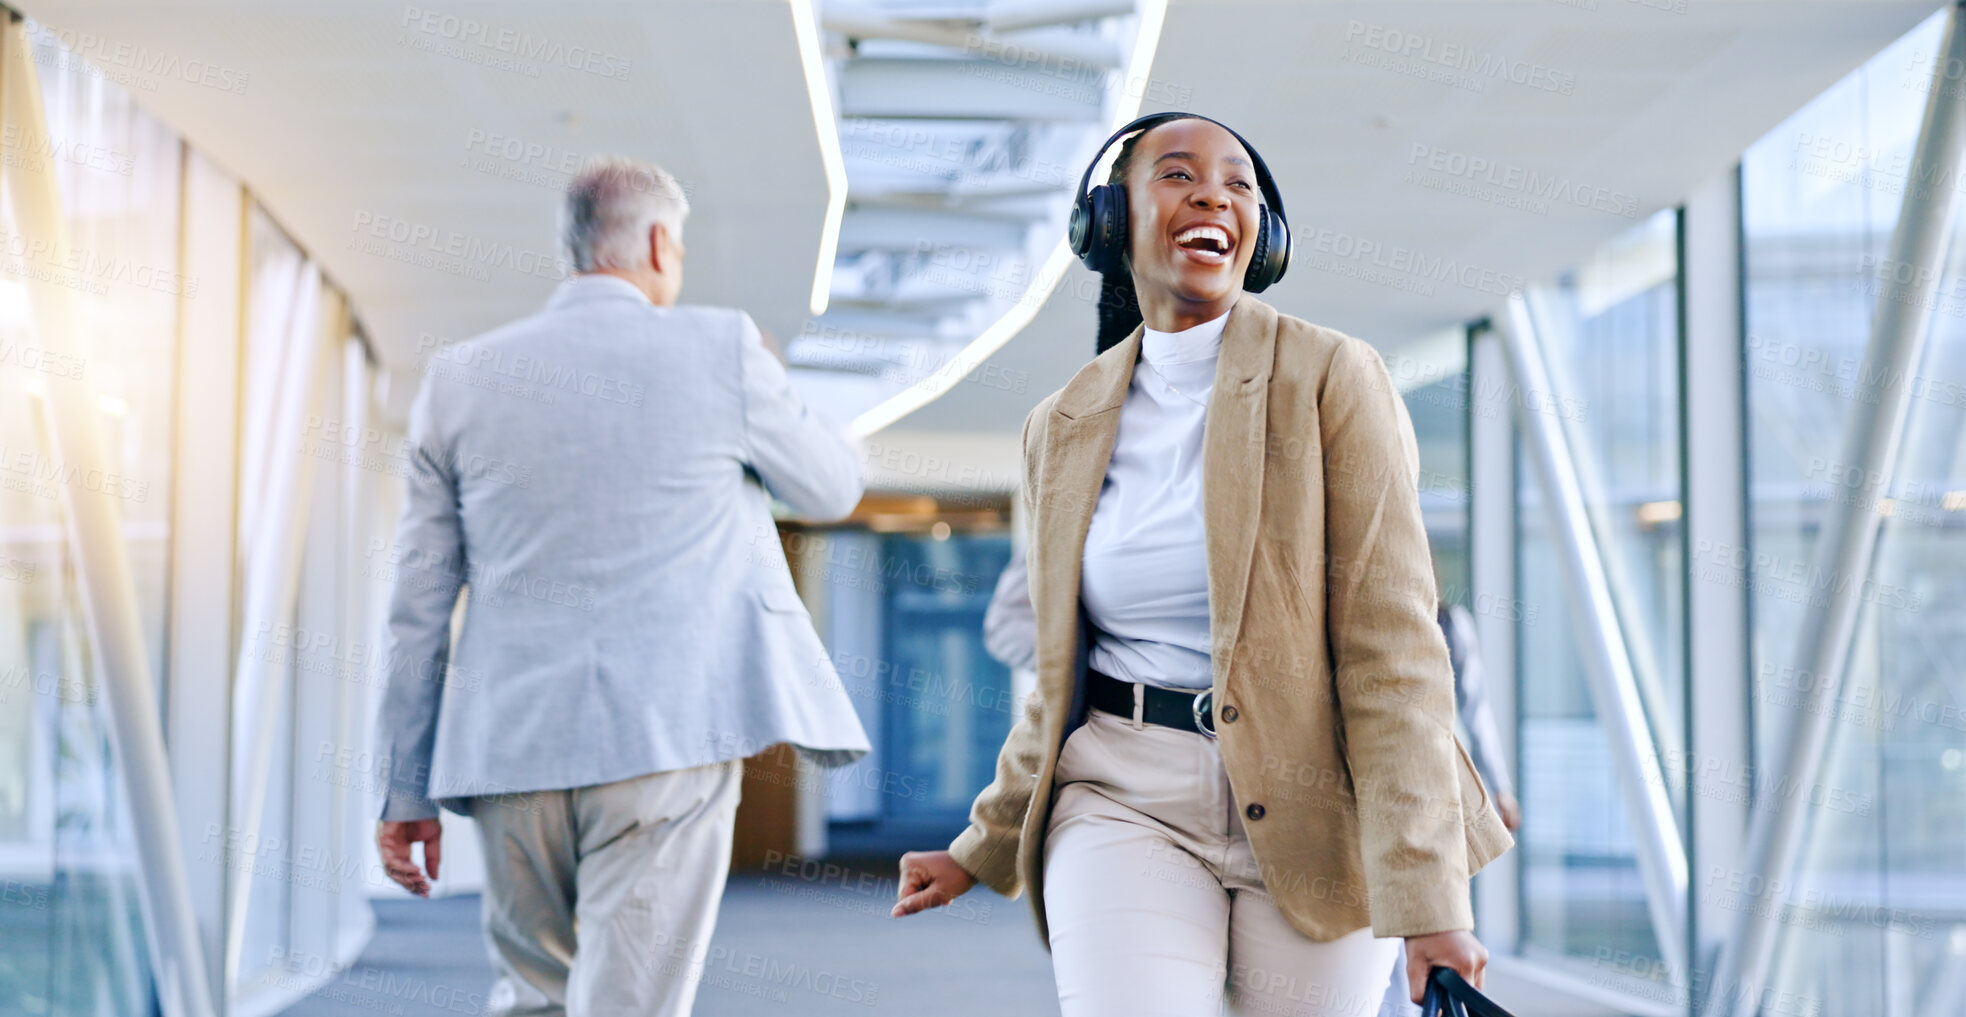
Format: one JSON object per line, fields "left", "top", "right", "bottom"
{"left": 1087, "top": 668, "right": 1216, "bottom": 738}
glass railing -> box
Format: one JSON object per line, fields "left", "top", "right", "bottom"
{"left": 1742, "top": 11, "right": 1966, "bottom": 1011}
{"left": 0, "top": 19, "right": 188, "bottom": 1017}
{"left": 1511, "top": 210, "right": 1689, "bottom": 980}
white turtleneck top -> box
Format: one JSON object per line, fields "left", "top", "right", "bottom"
{"left": 1079, "top": 308, "right": 1229, "bottom": 691}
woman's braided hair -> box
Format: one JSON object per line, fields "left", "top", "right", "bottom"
{"left": 1093, "top": 120, "right": 1184, "bottom": 355}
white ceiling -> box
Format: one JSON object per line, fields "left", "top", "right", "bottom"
{"left": 20, "top": 0, "right": 1947, "bottom": 445}
{"left": 21, "top": 0, "right": 836, "bottom": 416}
{"left": 902, "top": 0, "right": 1945, "bottom": 432}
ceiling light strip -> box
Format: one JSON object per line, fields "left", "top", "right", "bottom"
{"left": 790, "top": 0, "right": 848, "bottom": 316}
{"left": 849, "top": 0, "right": 1171, "bottom": 438}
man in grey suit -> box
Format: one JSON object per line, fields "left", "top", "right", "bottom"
{"left": 372, "top": 155, "right": 870, "bottom": 1017}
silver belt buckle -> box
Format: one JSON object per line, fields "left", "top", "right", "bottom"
{"left": 1191, "top": 688, "right": 1217, "bottom": 739}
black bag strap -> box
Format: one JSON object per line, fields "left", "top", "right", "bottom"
{"left": 1419, "top": 975, "right": 1464, "bottom": 1017}
{"left": 1421, "top": 967, "right": 1516, "bottom": 1017}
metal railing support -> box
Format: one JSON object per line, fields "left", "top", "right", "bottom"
{"left": 1700, "top": 5, "right": 1966, "bottom": 1015}
{"left": 1681, "top": 170, "right": 1755, "bottom": 1016}
{"left": 1468, "top": 323, "right": 1522, "bottom": 950}
{"left": 1500, "top": 291, "right": 1690, "bottom": 976}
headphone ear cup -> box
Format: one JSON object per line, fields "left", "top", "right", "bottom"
{"left": 1068, "top": 194, "right": 1095, "bottom": 266}
{"left": 1082, "top": 183, "right": 1129, "bottom": 275}
{"left": 1243, "top": 206, "right": 1275, "bottom": 292}
{"left": 1243, "top": 205, "right": 1290, "bottom": 292}
{"left": 1267, "top": 207, "right": 1290, "bottom": 285}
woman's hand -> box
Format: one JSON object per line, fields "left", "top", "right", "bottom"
{"left": 1404, "top": 929, "right": 1488, "bottom": 1003}
{"left": 890, "top": 850, "right": 977, "bottom": 918}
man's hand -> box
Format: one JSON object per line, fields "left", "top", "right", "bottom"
{"left": 891, "top": 850, "right": 976, "bottom": 917}
{"left": 1405, "top": 929, "right": 1488, "bottom": 1004}
{"left": 377, "top": 819, "right": 442, "bottom": 897}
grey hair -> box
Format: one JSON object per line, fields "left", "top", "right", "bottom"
{"left": 561, "top": 156, "right": 691, "bottom": 273}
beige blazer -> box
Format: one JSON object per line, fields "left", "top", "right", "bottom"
{"left": 948, "top": 296, "right": 1514, "bottom": 944}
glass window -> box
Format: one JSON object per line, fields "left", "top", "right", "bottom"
{"left": 820, "top": 527, "right": 1015, "bottom": 851}
{"left": 1516, "top": 209, "right": 1685, "bottom": 973}
{"left": 231, "top": 205, "right": 311, "bottom": 993}
{"left": 1400, "top": 331, "right": 1472, "bottom": 601}
{"left": 0, "top": 22, "right": 186, "bottom": 1016}
{"left": 1741, "top": 11, "right": 1966, "bottom": 1014}
{"left": 874, "top": 532, "right": 1016, "bottom": 824}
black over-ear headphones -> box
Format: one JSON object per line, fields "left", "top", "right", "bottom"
{"left": 1067, "top": 112, "right": 1291, "bottom": 293}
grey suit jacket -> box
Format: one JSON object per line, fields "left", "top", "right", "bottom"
{"left": 374, "top": 274, "right": 871, "bottom": 821}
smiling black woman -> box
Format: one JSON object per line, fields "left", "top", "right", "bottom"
{"left": 891, "top": 113, "right": 1514, "bottom": 1017}
{"left": 1106, "top": 118, "right": 1267, "bottom": 329}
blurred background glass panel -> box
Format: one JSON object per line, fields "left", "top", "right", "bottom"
{"left": 823, "top": 527, "right": 1014, "bottom": 854}
{"left": 1742, "top": 11, "right": 1966, "bottom": 1014}
{"left": 1403, "top": 333, "right": 1472, "bottom": 603}
{"left": 1515, "top": 209, "right": 1684, "bottom": 974}
{"left": 0, "top": 20, "right": 186, "bottom": 1016}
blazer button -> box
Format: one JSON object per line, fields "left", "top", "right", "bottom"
{"left": 1220, "top": 704, "right": 1239, "bottom": 723}
{"left": 1245, "top": 803, "right": 1266, "bottom": 821}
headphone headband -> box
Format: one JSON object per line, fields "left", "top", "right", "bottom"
{"left": 1072, "top": 112, "right": 1289, "bottom": 229}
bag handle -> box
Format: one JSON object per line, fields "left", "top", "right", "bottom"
{"left": 1421, "top": 967, "right": 1516, "bottom": 1017}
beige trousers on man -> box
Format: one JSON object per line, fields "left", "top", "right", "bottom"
{"left": 1043, "top": 706, "right": 1402, "bottom": 1017}
{"left": 468, "top": 759, "right": 743, "bottom": 1017}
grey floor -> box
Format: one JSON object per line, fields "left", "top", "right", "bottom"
{"left": 279, "top": 872, "right": 1059, "bottom": 1017}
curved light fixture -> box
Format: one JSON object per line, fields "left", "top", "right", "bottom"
{"left": 848, "top": 0, "right": 1171, "bottom": 438}
{"left": 851, "top": 238, "right": 1077, "bottom": 436}
{"left": 790, "top": 0, "right": 849, "bottom": 316}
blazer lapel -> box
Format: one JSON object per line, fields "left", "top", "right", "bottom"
{"left": 1029, "top": 296, "right": 1278, "bottom": 703}
{"left": 1201, "top": 298, "right": 1277, "bottom": 690}
{"left": 1032, "top": 327, "right": 1140, "bottom": 704}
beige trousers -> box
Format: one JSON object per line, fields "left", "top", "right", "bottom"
{"left": 468, "top": 759, "right": 743, "bottom": 1017}
{"left": 1043, "top": 707, "right": 1401, "bottom": 1017}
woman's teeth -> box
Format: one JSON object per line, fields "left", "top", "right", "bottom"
{"left": 1175, "top": 225, "right": 1230, "bottom": 252}
{"left": 1175, "top": 225, "right": 1232, "bottom": 263}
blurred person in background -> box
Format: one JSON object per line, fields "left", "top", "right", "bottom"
{"left": 1436, "top": 598, "right": 1519, "bottom": 834}
{"left": 892, "top": 113, "right": 1513, "bottom": 1016}
{"left": 371, "top": 155, "right": 869, "bottom": 1017}
{"left": 981, "top": 542, "right": 1037, "bottom": 672}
